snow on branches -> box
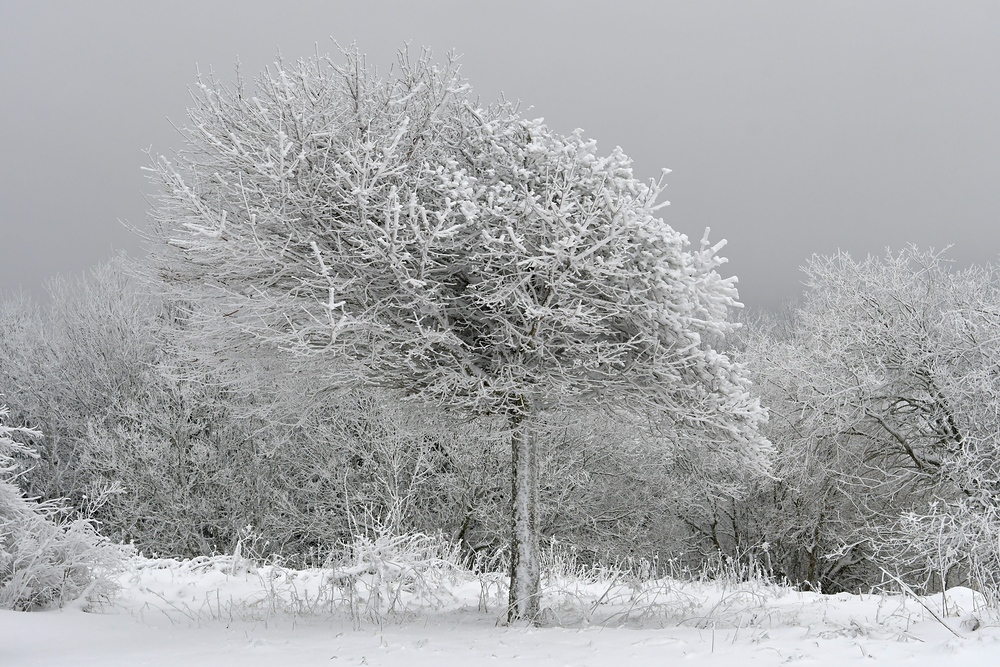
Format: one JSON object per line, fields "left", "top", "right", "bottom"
{"left": 146, "top": 47, "right": 765, "bottom": 449}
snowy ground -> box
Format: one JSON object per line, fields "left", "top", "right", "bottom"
{"left": 5, "top": 554, "right": 1000, "bottom": 666}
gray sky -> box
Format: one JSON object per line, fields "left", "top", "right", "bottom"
{"left": 2, "top": 1, "right": 999, "bottom": 311}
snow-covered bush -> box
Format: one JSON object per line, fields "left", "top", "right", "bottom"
{"left": 0, "top": 264, "right": 346, "bottom": 558}
{"left": 0, "top": 405, "right": 123, "bottom": 610}
{"left": 881, "top": 499, "right": 1000, "bottom": 606}
{"left": 0, "top": 263, "right": 160, "bottom": 511}
{"left": 324, "top": 528, "right": 465, "bottom": 622}
{"left": 709, "top": 248, "right": 1000, "bottom": 594}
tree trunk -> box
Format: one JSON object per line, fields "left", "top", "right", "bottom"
{"left": 508, "top": 412, "right": 540, "bottom": 623}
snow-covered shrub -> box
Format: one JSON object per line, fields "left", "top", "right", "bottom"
{"left": 709, "top": 249, "right": 1000, "bottom": 594}
{"left": 325, "top": 527, "right": 465, "bottom": 621}
{"left": 0, "top": 265, "right": 348, "bottom": 559}
{"left": 0, "top": 406, "right": 123, "bottom": 610}
{"left": 880, "top": 499, "right": 1000, "bottom": 606}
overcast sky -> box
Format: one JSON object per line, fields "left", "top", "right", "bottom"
{"left": 2, "top": 1, "right": 999, "bottom": 311}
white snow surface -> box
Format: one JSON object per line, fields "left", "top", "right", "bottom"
{"left": 5, "top": 555, "right": 1000, "bottom": 666}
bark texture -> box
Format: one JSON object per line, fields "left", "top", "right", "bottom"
{"left": 508, "top": 414, "right": 540, "bottom": 622}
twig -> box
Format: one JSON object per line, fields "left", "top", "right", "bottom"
{"left": 146, "top": 588, "right": 200, "bottom": 624}
{"left": 878, "top": 568, "right": 961, "bottom": 638}
{"left": 589, "top": 573, "right": 621, "bottom": 616}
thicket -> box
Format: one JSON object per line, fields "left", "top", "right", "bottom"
{"left": 6, "top": 247, "right": 1000, "bottom": 603}
{"left": 0, "top": 262, "right": 703, "bottom": 569}
{"left": 683, "top": 248, "right": 1000, "bottom": 600}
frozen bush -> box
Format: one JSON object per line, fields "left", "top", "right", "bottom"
{"left": 0, "top": 405, "right": 123, "bottom": 610}
{"left": 707, "top": 249, "right": 1000, "bottom": 594}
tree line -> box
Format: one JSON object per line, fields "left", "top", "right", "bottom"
{"left": 2, "top": 48, "right": 999, "bottom": 618}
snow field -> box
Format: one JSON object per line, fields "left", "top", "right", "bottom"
{"left": 5, "top": 552, "right": 1000, "bottom": 666}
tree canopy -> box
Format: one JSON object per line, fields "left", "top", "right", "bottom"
{"left": 148, "top": 49, "right": 763, "bottom": 434}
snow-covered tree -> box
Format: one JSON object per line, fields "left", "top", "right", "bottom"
{"left": 144, "top": 47, "right": 768, "bottom": 621}
{"left": 735, "top": 248, "right": 1000, "bottom": 593}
